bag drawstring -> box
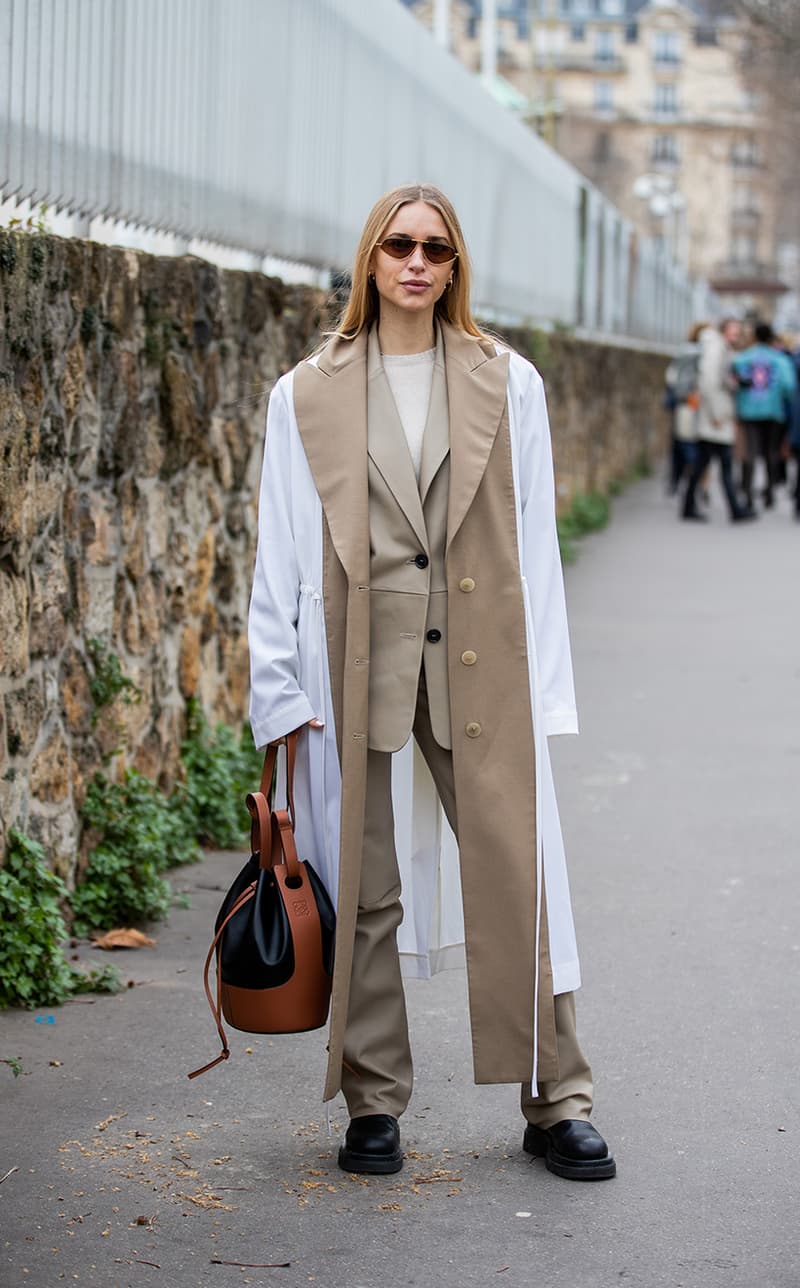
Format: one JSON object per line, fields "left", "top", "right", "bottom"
{"left": 187, "top": 882, "right": 256, "bottom": 1080}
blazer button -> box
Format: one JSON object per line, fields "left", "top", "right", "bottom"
{"left": 465, "top": 721, "right": 482, "bottom": 738}
{"left": 426, "top": 628, "right": 442, "bottom": 643}
{"left": 459, "top": 577, "right": 475, "bottom": 593}
{"left": 461, "top": 650, "right": 477, "bottom": 666}
{"left": 414, "top": 553, "right": 429, "bottom": 569}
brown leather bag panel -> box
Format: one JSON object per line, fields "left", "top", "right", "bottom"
{"left": 220, "top": 860, "right": 331, "bottom": 1034}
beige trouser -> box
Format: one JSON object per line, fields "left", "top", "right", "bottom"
{"left": 341, "top": 674, "right": 594, "bottom": 1127}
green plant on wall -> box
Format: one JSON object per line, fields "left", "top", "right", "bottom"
{"left": 2, "top": 203, "right": 51, "bottom": 235}
{"left": 0, "top": 830, "right": 120, "bottom": 1010}
{"left": 70, "top": 770, "right": 198, "bottom": 936}
{"left": 86, "top": 637, "right": 142, "bottom": 723}
{"left": 1, "top": 635, "right": 267, "bottom": 1007}
{"left": 557, "top": 490, "right": 611, "bottom": 564}
{"left": 178, "top": 698, "right": 263, "bottom": 849}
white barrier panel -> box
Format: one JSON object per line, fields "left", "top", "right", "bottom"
{"left": 0, "top": 0, "right": 705, "bottom": 338}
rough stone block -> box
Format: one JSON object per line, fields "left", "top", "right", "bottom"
{"left": 143, "top": 483, "right": 169, "bottom": 563}
{"left": 179, "top": 625, "right": 201, "bottom": 698}
{"left": 208, "top": 414, "right": 233, "bottom": 490}
{"left": 188, "top": 529, "right": 215, "bottom": 615}
{"left": 29, "top": 726, "right": 70, "bottom": 803}
{"left": 0, "top": 383, "right": 37, "bottom": 553}
{"left": 85, "top": 566, "right": 117, "bottom": 637}
{"left": 29, "top": 543, "right": 70, "bottom": 658}
{"left": 0, "top": 572, "right": 30, "bottom": 677}
{"left": 137, "top": 575, "right": 164, "bottom": 646}
{"left": 6, "top": 675, "right": 46, "bottom": 757}
{"left": 60, "top": 646, "right": 94, "bottom": 736}
{"left": 61, "top": 339, "right": 85, "bottom": 420}
{"left": 0, "top": 770, "right": 26, "bottom": 849}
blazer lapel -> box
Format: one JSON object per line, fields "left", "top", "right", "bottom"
{"left": 366, "top": 327, "right": 428, "bottom": 551}
{"left": 419, "top": 325, "right": 449, "bottom": 505}
{"left": 442, "top": 321, "right": 510, "bottom": 553}
{"left": 292, "top": 332, "right": 370, "bottom": 582}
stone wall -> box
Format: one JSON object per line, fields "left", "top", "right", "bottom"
{"left": 0, "top": 231, "right": 669, "bottom": 882}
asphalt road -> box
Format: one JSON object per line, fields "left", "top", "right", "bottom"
{"left": 2, "top": 473, "right": 799, "bottom": 1288}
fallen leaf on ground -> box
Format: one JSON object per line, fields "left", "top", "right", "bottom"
{"left": 96, "top": 1113, "right": 128, "bottom": 1132}
{"left": 92, "top": 929, "right": 156, "bottom": 950}
{"left": 412, "top": 1170, "right": 463, "bottom": 1184}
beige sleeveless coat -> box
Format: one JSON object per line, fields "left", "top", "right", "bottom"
{"left": 291, "top": 323, "right": 560, "bottom": 1102}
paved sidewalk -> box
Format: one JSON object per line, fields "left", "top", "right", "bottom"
{"left": 2, "top": 475, "right": 799, "bottom": 1287}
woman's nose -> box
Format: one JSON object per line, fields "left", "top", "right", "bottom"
{"left": 407, "top": 244, "right": 427, "bottom": 270}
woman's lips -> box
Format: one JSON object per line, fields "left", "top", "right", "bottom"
{"left": 401, "top": 281, "right": 430, "bottom": 292}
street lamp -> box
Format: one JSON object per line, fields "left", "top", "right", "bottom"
{"left": 633, "top": 174, "right": 687, "bottom": 269}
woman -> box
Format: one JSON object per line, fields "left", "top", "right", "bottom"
{"left": 249, "top": 185, "right": 615, "bottom": 1182}
{"left": 682, "top": 318, "right": 754, "bottom": 523}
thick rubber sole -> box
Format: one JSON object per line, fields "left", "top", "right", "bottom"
{"left": 523, "top": 1124, "right": 617, "bottom": 1181}
{"left": 337, "top": 1145, "right": 403, "bottom": 1176}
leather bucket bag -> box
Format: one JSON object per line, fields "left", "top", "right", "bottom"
{"left": 189, "top": 731, "right": 335, "bottom": 1079}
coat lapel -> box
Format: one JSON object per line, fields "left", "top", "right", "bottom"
{"left": 418, "top": 326, "right": 449, "bottom": 505}
{"left": 292, "top": 332, "right": 370, "bottom": 582}
{"left": 366, "top": 328, "right": 428, "bottom": 551}
{"left": 441, "top": 322, "right": 510, "bottom": 553}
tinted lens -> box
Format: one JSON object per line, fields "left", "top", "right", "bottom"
{"left": 379, "top": 236, "right": 456, "bottom": 264}
{"left": 380, "top": 236, "right": 417, "bottom": 259}
{"left": 423, "top": 241, "right": 456, "bottom": 264}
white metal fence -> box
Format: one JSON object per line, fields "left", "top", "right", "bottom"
{"left": 0, "top": 0, "right": 707, "bottom": 341}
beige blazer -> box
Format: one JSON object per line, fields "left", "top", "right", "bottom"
{"left": 366, "top": 326, "right": 451, "bottom": 752}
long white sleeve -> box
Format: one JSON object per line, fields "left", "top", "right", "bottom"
{"left": 248, "top": 377, "right": 316, "bottom": 749}
{"left": 517, "top": 365, "right": 579, "bottom": 737}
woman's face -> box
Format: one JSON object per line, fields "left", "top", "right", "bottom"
{"left": 370, "top": 201, "right": 455, "bottom": 321}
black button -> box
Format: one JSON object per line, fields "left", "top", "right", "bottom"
{"left": 426, "top": 629, "right": 442, "bottom": 643}
{"left": 414, "top": 553, "right": 429, "bottom": 569}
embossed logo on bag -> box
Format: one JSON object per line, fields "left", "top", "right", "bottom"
{"left": 292, "top": 900, "right": 310, "bottom": 917}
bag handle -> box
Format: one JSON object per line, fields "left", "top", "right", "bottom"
{"left": 245, "top": 793, "right": 302, "bottom": 883}
{"left": 246, "top": 791, "right": 272, "bottom": 869}
{"left": 270, "top": 808, "right": 302, "bottom": 882}
{"left": 259, "top": 729, "right": 300, "bottom": 827}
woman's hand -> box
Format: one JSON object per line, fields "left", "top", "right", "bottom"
{"left": 306, "top": 718, "right": 325, "bottom": 729}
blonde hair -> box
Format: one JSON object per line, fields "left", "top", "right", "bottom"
{"left": 335, "top": 184, "right": 487, "bottom": 340}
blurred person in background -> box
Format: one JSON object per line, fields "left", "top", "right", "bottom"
{"left": 249, "top": 184, "right": 615, "bottom": 1183}
{"left": 785, "top": 336, "right": 800, "bottom": 519}
{"left": 682, "top": 318, "right": 754, "bottom": 523}
{"left": 775, "top": 332, "right": 798, "bottom": 488}
{"left": 664, "top": 323, "right": 702, "bottom": 495}
{"left": 732, "top": 322, "right": 797, "bottom": 510}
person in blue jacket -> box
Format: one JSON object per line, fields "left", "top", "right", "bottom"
{"left": 732, "top": 322, "right": 797, "bottom": 509}
{"left": 787, "top": 343, "right": 800, "bottom": 519}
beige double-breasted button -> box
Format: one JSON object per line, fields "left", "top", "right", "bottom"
{"left": 461, "top": 650, "right": 477, "bottom": 666}
{"left": 465, "top": 721, "right": 482, "bottom": 738}
{"left": 459, "top": 577, "right": 476, "bottom": 593}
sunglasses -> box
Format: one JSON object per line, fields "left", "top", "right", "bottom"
{"left": 376, "top": 235, "right": 458, "bottom": 266}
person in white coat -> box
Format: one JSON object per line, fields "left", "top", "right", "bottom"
{"left": 249, "top": 184, "right": 615, "bottom": 1181}
{"left": 682, "top": 319, "right": 755, "bottom": 522}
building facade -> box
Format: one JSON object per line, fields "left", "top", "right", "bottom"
{"left": 402, "top": 0, "right": 787, "bottom": 319}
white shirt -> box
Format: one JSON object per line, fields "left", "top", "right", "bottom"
{"left": 382, "top": 348, "right": 435, "bottom": 482}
